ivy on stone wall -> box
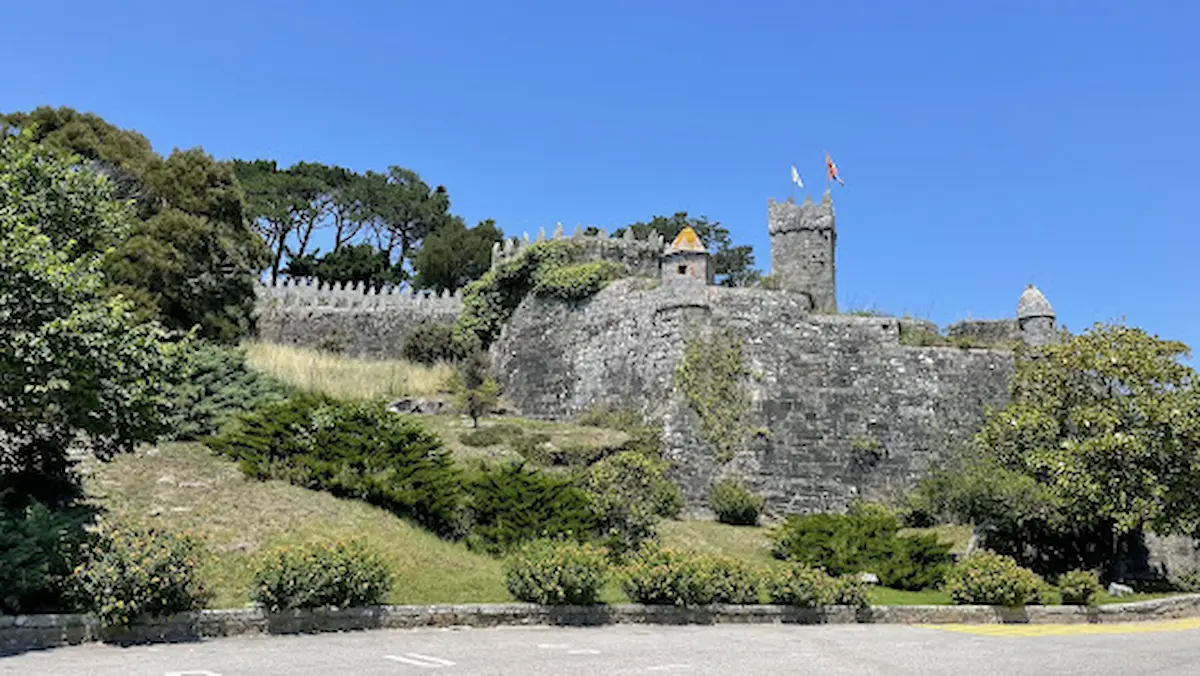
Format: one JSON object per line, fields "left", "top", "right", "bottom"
{"left": 674, "top": 329, "right": 754, "bottom": 463}
{"left": 455, "top": 241, "right": 625, "bottom": 349}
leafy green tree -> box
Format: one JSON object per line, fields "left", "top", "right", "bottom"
{"left": 615, "top": 212, "right": 760, "bottom": 287}
{"left": 413, "top": 218, "right": 503, "bottom": 292}
{"left": 913, "top": 323, "right": 1200, "bottom": 577}
{"left": 294, "top": 242, "right": 406, "bottom": 288}
{"left": 4, "top": 107, "right": 267, "bottom": 341}
{"left": 1, "top": 106, "right": 158, "bottom": 202}
{"left": 0, "top": 132, "right": 181, "bottom": 507}
{"left": 349, "top": 166, "right": 456, "bottom": 270}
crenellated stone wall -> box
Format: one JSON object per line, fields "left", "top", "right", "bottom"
{"left": 254, "top": 278, "right": 462, "bottom": 359}
{"left": 495, "top": 280, "right": 1014, "bottom": 515}
{"left": 491, "top": 225, "right": 666, "bottom": 278}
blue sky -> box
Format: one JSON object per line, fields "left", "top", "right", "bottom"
{"left": 4, "top": 1, "right": 1198, "bottom": 353}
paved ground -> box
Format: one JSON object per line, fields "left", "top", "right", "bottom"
{"left": 5, "top": 620, "right": 1200, "bottom": 675}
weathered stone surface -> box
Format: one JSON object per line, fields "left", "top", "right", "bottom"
{"left": 495, "top": 280, "right": 1013, "bottom": 514}
{"left": 254, "top": 279, "right": 461, "bottom": 359}
{"left": 6, "top": 596, "right": 1200, "bottom": 652}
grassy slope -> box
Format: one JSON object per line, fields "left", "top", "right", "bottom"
{"left": 81, "top": 442, "right": 509, "bottom": 608}
{"left": 243, "top": 341, "right": 453, "bottom": 402}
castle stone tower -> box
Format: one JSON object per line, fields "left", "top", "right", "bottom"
{"left": 768, "top": 192, "right": 837, "bottom": 312}
{"left": 1016, "top": 284, "right": 1057, "bottom": 346}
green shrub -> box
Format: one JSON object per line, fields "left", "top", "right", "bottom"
{"left": 71, "top": 527, "right": 210, "bottom": 627}
{"left": 1172, "top": 568, "right": 1200, "bottom": 593}
{"left": 582, "top": 451, "right": 683, "bottom": 556}
{"left": 943, "top": 551, "right": 1046, "bottom": 606}
{"left": 769, "top": 509, "right": 951, "bottom": 591}
{"left": 457, "top": 240, "right": 588, "bottom": 349}
{"left": 504, "top": 539, "right": 608, "bottom": 605}
{"left": 465, "top": 462, "right": 598, "bottom": 555}
{"left": 576, "top": 405, "right": 664, "bottom": 459}
{"left": 830, "top": 574, "right": 871, "bottom": 609}
{"left": 401, "top": 322, "right": 462, "bottom": 364}
{"left": 509, "top": 432, "right": 553, "bottom": 463}
{"left": 1057, "top": 569, "right": 1102, "bottom": 606}
{"left": 709, "top": 477, "right": 764, "bottom": 526}
{"left": 459, "top": 427, "right": 506, "bottom": 447}
{"left": 533, "top": 261, "right": 625, "bottom": 301}
{"left": 0, "top": 502, "right": 91, "bottom": 614}
{"left": 163, "top": 341, "right": 290, "bottom": 441}
{"left": 764, "top": 564, "right": 836, "bottom": 608}
{"left": 206, "top": 395, "right": 464, "bottom": 537}
{"left": 621, "top": 547, "right": 761, "bottom": 606}
{"left": 250, "top": 540, "right": 392, "bottom": 611}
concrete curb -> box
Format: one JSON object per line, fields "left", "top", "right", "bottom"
{"left": 4, "top": 595, "right": 1199, "bottom": 653}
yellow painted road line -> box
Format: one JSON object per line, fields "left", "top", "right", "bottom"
{"left": 920, "top": 617, "right": 1200, "bottom": 637}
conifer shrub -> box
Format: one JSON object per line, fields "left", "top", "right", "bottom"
{"left": 465, "top": 462, "right": 598, "bottom": 555}
{"left": 709, "top": 476, "right": 764, "bottom": 526}
{"left": 401, "top": 322, "right": 462, "bottom": 364}
{"left": 205, "top": 395, "right": 464, "bottom": 537}
{"left": 504, "top": 539, "right": 608, "bottom": 605}
{"left": 769, "top": 506, "right": 951, "bottom": 591}
{"left": 1056, "top": 569, "right": 1103, "bottom": 606}
{"left": 250, "top": 540, "right": 392, "bottom": 611}
{"left": 0, "top": 502, "right": 91, "bottom": 614}
{"left": 943, "top": 551, "right": 1046, "bottom": 606}
{"left": 71, "top": 527, "right": 211, "bottom": 627}
{"left": 163, "top": 341, "right": 290, "bottom": 440}
{"left": 620, "top": 547, "right": 762, "bottom": 606}
{"left": 459, "top": 427, "right": 507, "bottom": 447}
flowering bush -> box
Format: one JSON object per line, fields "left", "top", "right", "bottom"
{"left": 250, "top": 540, "right": 392, "bottom": 611}
{"left": 621, "top": 547, "right": 762, "bottom": 606}
{"left": 829, "top": 573, "right": 871, "bottom": 609}
{"left": 943, "top": 551, "right": 1045, "bottom": 606}
{"left": 764, "top": 564, "right": 837, "bottom": 608}
{"left": 1057, "top": 569, "right": 1102, "bottom": 606}
{"left": 71, "top": 527, "right": 210, "bottom": 627}
{"left": 504, "top": 539, "right": 608, "bottom": 605}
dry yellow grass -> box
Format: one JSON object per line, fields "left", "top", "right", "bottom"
{"left": 243, "top": 341, "right": 453, "bottom": 402}
{"left": 81, "top": 442, "right": 508, "bottom": 608}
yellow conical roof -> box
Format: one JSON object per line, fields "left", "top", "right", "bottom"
{"left": 671, "top": 226, "right": 705, "bottom": 252}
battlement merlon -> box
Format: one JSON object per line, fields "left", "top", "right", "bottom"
{"left": 767, "top": 194, "right": 835, "bottom": 235}
{"left": 490, "top": 225, "right": 667, "bottom": 274}
{"left": 254, "top": 278, "right": 464, "bottom": 311}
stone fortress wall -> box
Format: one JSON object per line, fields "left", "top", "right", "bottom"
{"left": 253, "top": 190, "right": 1062, "bottom": 514}
{"left": 253, "top": 279, "right": 462, "bottom": 359}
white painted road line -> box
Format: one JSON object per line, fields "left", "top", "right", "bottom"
{"left": 567, "top": 649, "right": 601, "bottom": 655}
{"left": 165, "top": 671, "right": 222, "bottom": 676}
{"left": 384, "top": 653, "right": 457, "bottom": 668}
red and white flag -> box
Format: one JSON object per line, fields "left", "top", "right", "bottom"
{"left": 825, "top": 152, "right": 845, "bottom": 186}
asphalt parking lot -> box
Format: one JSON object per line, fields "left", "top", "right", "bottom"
{"left": 5, "top": 620, "right": 1200, "bottom": 675}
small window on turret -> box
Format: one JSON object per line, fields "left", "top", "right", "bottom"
{"left": 677, "top": 264, "right": 688, "bottom": 275}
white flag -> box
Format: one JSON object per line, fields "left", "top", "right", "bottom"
{"left": 791, "top": 164, "right": 803, "bottom": 188}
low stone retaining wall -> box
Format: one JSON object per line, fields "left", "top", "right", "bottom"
{"left": 5, "top": 595, "right": 1199, "bottom": 653}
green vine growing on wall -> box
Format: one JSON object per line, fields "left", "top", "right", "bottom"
{"left": 674, "top": 329, "right": 754, "bottom": 463}
{"left": 454, "top": 241, "right": 626, "bottom": 349}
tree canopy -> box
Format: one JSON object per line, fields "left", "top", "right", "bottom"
{"left": 912, "top": 323, "right": 1200, "bottom": 576}
{"left": 2, "top": 106, "right": 267, "bottom": 342}
{"left": 413, "top": 218, "right": 502, "bottom": 293}
{"left": 0, "top": 131, "right": 182, "bottom": 506}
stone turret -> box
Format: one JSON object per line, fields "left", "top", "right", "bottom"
{"left": 768, "top": 192, "right": 836, "bottom": 312}
{"left": 662, "top": 226, "right": 712, "bottom": 286}
{"left": 1017, "top": 284, "right": 1057, "bottom": 346}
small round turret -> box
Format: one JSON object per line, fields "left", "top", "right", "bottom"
{"left": 1016, "top": 284, "right": 1057, "bottom": 346}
